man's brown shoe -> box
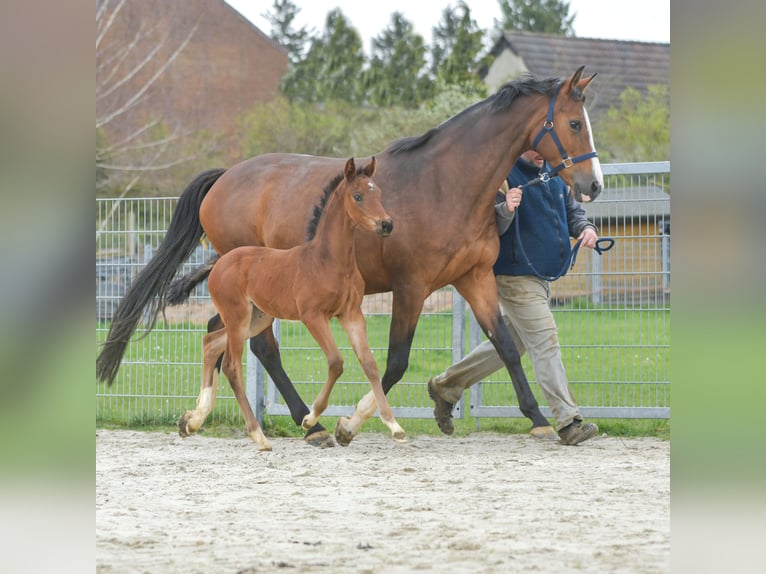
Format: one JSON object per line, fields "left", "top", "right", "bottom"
{"left": 558, "top": 421, "right": 598, "bottom": 445}
{"left": 427, "top": 379, "right": 455, "bottom": 435}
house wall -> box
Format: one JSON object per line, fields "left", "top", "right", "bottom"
{"left": 97, "top": 0, "right": 287, "bottom": 164}
{"left": 552, "top": 218, "right": 669, "bottom": 304}
{"left": 483, "top": 49, "right": 529, "bottom": 92}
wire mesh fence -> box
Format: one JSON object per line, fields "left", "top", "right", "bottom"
{"left": 96, "top": 162, "right": 670, "bottom": 426}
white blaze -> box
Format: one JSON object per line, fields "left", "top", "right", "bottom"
{"left": 584, "top": 108, "right": 604, "bottom": 189}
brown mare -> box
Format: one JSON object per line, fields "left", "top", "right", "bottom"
{"left": 177, "top": 157, "right": 404, "bottom": 450}
{"left": 97, "top": 67, "right": 603, "bottom": 447}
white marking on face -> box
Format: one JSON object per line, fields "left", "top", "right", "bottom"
{"left": 368, "top": 182, "right": 374, "bottom": 190}
{"left": 584, "top": 108, "right": 604, "bottom": 188}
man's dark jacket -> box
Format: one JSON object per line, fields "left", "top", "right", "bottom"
{"left": 493, "top": 158, "right": 596, "bottom": 279}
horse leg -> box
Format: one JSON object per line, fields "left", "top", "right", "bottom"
{"left": 220, "top": 310, "right": 273, "bottom": 451}
{"left": 339, "top": 311, "right": 406, "bottom": 442}
{"left": 299, "top": 316, "right": 344, "bottom": 431}
{"left": 335, "top": 290, "right": 423, "bottom": 446}
{"left": 452, "top": 272, "right": 551, "bottom": 431}
{"left": 178, "top": 328, "right": 224, "bottom": 437}
{"left": 248, "top": 328, "right": 334, "bottom": 448}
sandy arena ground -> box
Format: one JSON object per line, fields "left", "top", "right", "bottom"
{"left": 96, "top": 429, "right": 669, "bottom": 573}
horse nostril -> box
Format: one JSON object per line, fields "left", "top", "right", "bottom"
{"left": 381, "top": 220, "right": 393, "bottom": 234}
{"left": 591, "top": 181, "right": 601, "bottom": 193}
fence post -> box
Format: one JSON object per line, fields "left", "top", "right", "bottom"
{"left": 451, "top": 289, "right": 465, "bottom": 364}
{"left": 467, "top": 308, "right": 483, "bottom": 429}
{"left": 246, "top": 320, "right": 282, "bottom": 426}
{"left": 246, "top": 345, "right": 265, "bottom": 427}
{"left": 450, "top": 289, "right": 467, "bottom": 421}
{"left": 660, "top": 219, "right": 671, "bottom": 292}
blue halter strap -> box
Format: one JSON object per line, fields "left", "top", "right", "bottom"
{"left": 530, "top": 82, "right": 599, "bottom": 180}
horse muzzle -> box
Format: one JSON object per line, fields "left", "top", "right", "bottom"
{"left": 574, "top": 180, "right": 602, "bottom": 203}
{"left": 377, "top": 219, "right": 394, "bottom": 237}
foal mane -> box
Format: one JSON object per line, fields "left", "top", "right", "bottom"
{"left": 386, "top": 75, "right": 561, "bottom": 156}
{"left": 306, "top": 165, "right": 368, "bottom": 241}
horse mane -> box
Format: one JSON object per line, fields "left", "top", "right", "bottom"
{"left": 306, "top": 165, "right": 368, "bottom": 241}
{"left": 386, "top": 75, "right": 561, "bottom": 156}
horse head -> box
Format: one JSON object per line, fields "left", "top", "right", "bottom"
{"left": 342, "top": 157, "right": 393, "bottom": 237}
{"left": 532, "top": 66, "right": 604, "bottom": 202}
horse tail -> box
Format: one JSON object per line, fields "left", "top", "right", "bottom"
{"left": 96, "top": 168, "right": 226, "bottom": 386}
{"left": 166, "top": 255, "right": 220, "bottom": 306}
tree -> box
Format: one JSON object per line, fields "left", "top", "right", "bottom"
{"left": 431, "top": 2, "right": 489, "bottom": 93}
{"left": 262, "top": 0, "right": 312, "bottom": 65}
{"left": 595, "top": 85, "right": 670, "bottom": 162}
{"left": 241, "top": 82, "right": 485, "bottom": 161}
{"left": 281, "top": 9, "right": 365, "bottom": 104}
{"left": 494, "top": 0, "right": 575, "bottom": 36}
{"left": 242, "top": 96, "right": 372, "bottom": 158}
{"left": 363, "top": 12, "right": 433, "bottom": 108}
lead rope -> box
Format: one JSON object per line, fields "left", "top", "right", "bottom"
{"left": 511, "top": 177, "right": 614, "bottom": 282}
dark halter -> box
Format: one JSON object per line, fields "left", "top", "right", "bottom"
{"left": 511, "top": 82, "right": 612, "bottom": 282}
{"left": 529, "top": 82, "right": 599, "bottom": 183}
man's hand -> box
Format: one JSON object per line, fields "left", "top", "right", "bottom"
{"left": 505, "top": 186, "right": 523, "bottom": 212}
{"left": 578, "top": 226, "right": 598, "bottom": 249}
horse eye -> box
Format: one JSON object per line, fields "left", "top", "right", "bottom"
{"left": 569, "top": 120, "right": 582, "bottom": 132}
{"left": 353, "top": 193, "right": 363, "bottom": 202}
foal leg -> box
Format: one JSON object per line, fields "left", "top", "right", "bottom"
{"left": 249, "top": 329, "right": 334, "bottom": 448}
{"left": 179, "top": 315, "right": 224, "bottom": 436}
{"left": 339, "top": 311, "right": 406, "bottom": 442}
{"left": 220, "top": 311, "right": 273, "bottom": 451}
{"left": 299, "top": 316, "right": 345, "bottom": 431}
{"left": 336, "top": 290, "right": 423, "bottom": 445}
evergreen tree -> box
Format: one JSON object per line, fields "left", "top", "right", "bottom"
{"left": 431, "top": 2, "right": 489, "bottom": 92}
{"left": 494, "top": 0, "right": 575, "bottom": 36}
{"left": 363, "top": 12, "right": 433, "bottom": 108}
{"left": 281, "top": 9, "right": 365, "bottom": 104}
{"left": 262, "top": 0, "right": 312, "bottom": 65}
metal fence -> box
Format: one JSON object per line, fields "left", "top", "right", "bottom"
{"left": 96, "top": 162, "right": 670, "bottom": 427}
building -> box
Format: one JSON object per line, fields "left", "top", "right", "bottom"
{"left": 480, "top": 31, "right": 670, "bottom": 121}
{"left": 96, "top": 0, "right": 288, "bottom": 168}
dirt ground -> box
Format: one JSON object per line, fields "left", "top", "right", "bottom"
{"left": 96, "top": 429, "right": 669, "bottom": 573}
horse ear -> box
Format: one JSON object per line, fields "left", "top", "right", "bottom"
{"left": 567, "top": 66, "right": 585, "bottom": 92}
{"left": 364, "top": 156, "right": 376, "bottom": 178}
{"left": 566, "top": 66, "right": 596, "bottom": 101}
{"left": 344, "top": 157, "right": 356, "bottom": 181}
{"left": 579, "top": 72, "right": 598, "bottom": 93}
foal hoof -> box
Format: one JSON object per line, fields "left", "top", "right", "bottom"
{"left": 392, "top": 429, "right": 407, "bottom": 443}
{"left": 304, "top": 428, "right": 335, "bottom": 448}
{"left": 334, "top": 416, "right": 356, "bottom": 447}
{"left": 177, "top": 411, "right": 193, "bottom": 437}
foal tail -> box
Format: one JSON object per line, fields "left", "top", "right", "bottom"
{"left": 166, "top": 255, "right": 219, "bottom": 306}
{"left": 96, "top": 168, "right": 226, "bottom": 386}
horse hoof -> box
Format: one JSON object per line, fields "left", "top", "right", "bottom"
{"left": 529, "top": 425, "right": 558, "bottom": 441}
{"left": 334, "top": 417, "right": 356, "bottom": 447}
{"left": 392, "top": 430, "right": 407, "bottom": 442}
{"left": 177, "top": 411, "right": 193, "bottom": 437}
{"left": 304, "top": 429, "right": 335, "bottom": 448}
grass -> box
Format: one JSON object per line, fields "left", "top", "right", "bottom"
{"left": 96, "top": 303, "right": 669, "bottom": 439}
